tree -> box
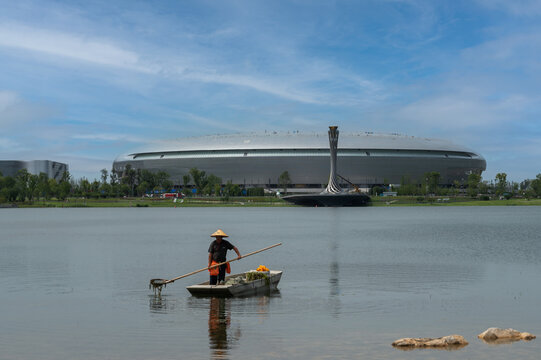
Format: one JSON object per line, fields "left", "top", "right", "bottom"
{"left": 224, "top": 181, "right": 241, "bottom": 197}
{"left": 520, "top": 179, "right": 531, "bottom": 192}
{"left": 397, "top": 176, "right": 421, "bottom": 195}
{"left": 100, "top": 169, "right": 108, "bottom": 184}
{"left": 54, "top": 170, "right": 72, "bottom": 200}
{"left": 189, "top": 168, "right": 208, "bottom": 194}
{"left": 36, "top": 173, "right": 50, "bottom": 200}
{"left": 467, "top": 173, "right": 482, "bottom": 198}
{"left": 137, "top": 181, "right": 150, "bottom": 196}
{"left": 182, "top": 174, "right": 190, "bottom": 188}
{"left": 27, "top": 174, "right": 39, "bottom": 201}
{"left": 121, "top": 165, "right": 137, "bottom": 196}
{"left": 479, "top": 181, "right": 489, "bottom": 195}
{"left": 58, "top": 180, "right": 71, "bottom": 200}
{"left": 204, "top": 174, "right": 222, "bottom": 195}
{"left": 495, "top": 173, "right": 508, "bottom": 196}
{"left": 99, "top": 182, "right": 112, "bottom": 198}
{"left": 48, "top": 178, "right": 58, "bottom": 199}
{"left": 156, "top": 171, "right": 172, "bottom": 191}
{"left": 247, "top": 187, "right": 264, "bottom": 196}
{"left": 531, "top": 173, "right": 541, "bottom": 197}
{"left": 0, "top": 173, "right": 7, "bottom": 203}
{"left": 110, "top": 169, "right": 119, "bottom": 186}
{"left": 79, "top": 178, "right": 91, "bottom": 196}
{"left": 424, "top": 171, "right": 441, "bottom": 194}
{"left": 0, "top": 174, "right": 17, "bottom": 202}
{"left": 60, "top": 170, "right": 71, "bottom": 183}
{"left": 139, "top": 170, "right": 157, "bottom": 190}
{"left": 278, "top": 171, "right": 291, "bottom": 194}
{"left": 109, "top": 169, "right": 120, "bottom": 197}
{"left": 450, "top": 180, "right": 461, "bottom": 197}
{"left": 15, "top": 169, "right": 31, "bottom": 201}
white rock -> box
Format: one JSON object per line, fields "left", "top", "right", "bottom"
{"left": 478, "top": 328, "right": 536, "bottom": 342}
{"left": 392, "top": 335, "right": 468, "bottom": 348}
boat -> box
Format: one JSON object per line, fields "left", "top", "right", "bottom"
{"left": 186, "top": 270, "right": 283, "bottom": 297}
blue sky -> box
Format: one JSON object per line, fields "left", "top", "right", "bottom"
{"left": 0, "top": 0, "right": 540, "bottom": 182}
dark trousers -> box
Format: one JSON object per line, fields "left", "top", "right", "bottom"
{"left": 209, "top": 264, "right": 227, "bottom": 285}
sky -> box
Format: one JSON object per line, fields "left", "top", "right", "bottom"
{"left": 0, "top": 0, "right": 540, "bottom": 182}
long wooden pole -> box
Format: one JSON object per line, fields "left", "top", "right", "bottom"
{"left": 163, "top": 242, "right": 282, "bottom": 284}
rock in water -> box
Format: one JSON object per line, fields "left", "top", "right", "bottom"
{"left": 392, "top": 335, "right": 468, "bottom": 348}
{"left": 478, "top": 328, "right": 536, "bottom": 342}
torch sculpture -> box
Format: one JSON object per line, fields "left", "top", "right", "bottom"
{"left": 282, "top": 125, "right": 371, "bottom": 206}
{"left": 324, "top": 126, "right": 342, "bottom": 194}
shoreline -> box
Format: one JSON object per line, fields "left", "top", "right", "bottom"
{"left": 3, "top": 196, "right": 541, "bottom": 208}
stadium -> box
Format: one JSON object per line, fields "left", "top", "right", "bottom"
{"left": 112, "top": 131, "right": 486, "bottom": 190}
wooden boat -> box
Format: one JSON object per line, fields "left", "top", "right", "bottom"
{"left": 186, "top": 270, "right": 282, "bottom": 297}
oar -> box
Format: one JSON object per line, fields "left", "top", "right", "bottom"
{"left": 149, "top": 242, "right": 282, "bottom": 293}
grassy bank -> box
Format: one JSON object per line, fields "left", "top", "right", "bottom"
{"left": 371, "top": 196, "right": 541, "bottom": 206}
{"left": 4, "top": 196, "right": 541, "bottom": 208}
{"left": 12, "top": 196, "right": 292, "bottom": 208}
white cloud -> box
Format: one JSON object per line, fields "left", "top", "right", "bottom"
{"left": 0, "top": 23, "right": 155, "bottom": 73}
{"left": 476, "top": 0, "right": 541, "bottom": 16}
{"left": 0, "top": 90, "right": 18, "bottom": 111}
{"left": 0, "top": 90, "right": 57, "bottom": 128}
{"left": 53, "top": 154, "right": 115, "bottom": 180}
{"left": 461, "top": 32, "right": 541, "bottom": 73}
{"left": 185, "top": 72, "right": 322, "bottom": 104}
{"left": 0, "top": 137, "right": 23, "bottom": 151}
{"left": 395, "top": 93, "right": 496, "bottom": 129}
{"left": 71, "top": 133, "right": 148, "bottom": 143}
{"left": 0, "top": 21, "right": 383, "bottom": 106}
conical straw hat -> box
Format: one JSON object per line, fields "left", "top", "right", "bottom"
{"left": 210, "top": 229, "right": 228, "bottom": 237}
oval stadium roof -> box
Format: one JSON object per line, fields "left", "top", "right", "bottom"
{"left": 126, "top": 131, "right": 478, "bottom": 155}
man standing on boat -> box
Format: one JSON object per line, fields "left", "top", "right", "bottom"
{"left": 208, "top": 229, "right": 242, "bottom": 285}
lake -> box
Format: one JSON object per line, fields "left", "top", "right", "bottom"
{"left": 1, "top": 206, "right": 540, "bottom": 359}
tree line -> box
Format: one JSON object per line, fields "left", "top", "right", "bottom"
{"left": 371, "top": 172, "right": 541, "bottom": 199}
{"left": 2, "top": 166, "right": 540, "bottom": 203}
{"left": 0, "top": 165, "right": 267, "bottom": 203}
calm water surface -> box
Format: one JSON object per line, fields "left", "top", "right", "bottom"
{"left": 1, "top": 207, "right": 541, "bottom": 359}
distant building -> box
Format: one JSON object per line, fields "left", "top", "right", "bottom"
{"left": 113, "top": 131, "right": 486, "bottom": 189}
{"left": 0, "top": 160, "right": 68, "bottom": 182}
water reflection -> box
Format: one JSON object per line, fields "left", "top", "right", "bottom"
{"left": 393, "top": 344, "right": 468, "bottom": 352}
{"left": 208, "top": 298, "right": 237, "bottom": 359}
{"left": 328, "top": 210, "right": 341, "bottom": 317}
{"left": 184, "top": 295, "right": 274, "bottom": 360}
{"left": 479, "top": 338, "right": 532, "bottom": 345}
{"left": 148, "top": 294, "right": 178, "bottom": 314}
{"left": 329, "top": 242, "right": 341, "bottom": 317}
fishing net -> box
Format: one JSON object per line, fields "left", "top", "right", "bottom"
{"left": 149, "top": 279, "right": 167, "bottom": 295}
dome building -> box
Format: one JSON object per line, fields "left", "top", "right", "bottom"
{"left": 113, "top": 131, "right": 486, "bottom": 190}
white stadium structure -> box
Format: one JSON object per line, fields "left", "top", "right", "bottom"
{"left": 113, "top": 131, "right": 486, "bottom": 190}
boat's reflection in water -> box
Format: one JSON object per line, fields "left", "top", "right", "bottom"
{"left": 184, "top": 293, "right": 275, "bottom": 360}
{"left": 150, "top": 290, "right": 277, "bottom": 359}
{"left": 207, "top": 294, "right": 277, "bottom": 360}
{"left": 208, "top": 297, "right": 236, "bottom": 359}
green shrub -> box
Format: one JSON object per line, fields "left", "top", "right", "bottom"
{"left": 246, "top": 187, "right": 264, "bottom": 196}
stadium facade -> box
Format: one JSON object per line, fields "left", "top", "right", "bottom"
{"left": 0, "top": 160, "right": 68, "bottom": 182}
{"left": 113, "top": 132, "right": 486, "bottom": 189}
